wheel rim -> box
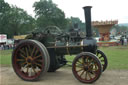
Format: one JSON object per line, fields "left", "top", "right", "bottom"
{"left": 13, "top": 42, "right": 45, "bottom": 80}
{"left": 96, "top": 50, "right": 108, "bottom": 72}
{"left": 72, "top": 53, "right": 101, "bottom": 83}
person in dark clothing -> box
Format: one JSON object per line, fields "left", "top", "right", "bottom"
{"left": 120, "top": 36, "right": 124, "bottom": 45}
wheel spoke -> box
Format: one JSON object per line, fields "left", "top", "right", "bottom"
{"left": 31, "top": 46, "right": 36, "bottom": 57}
{"left": 33, "top": 54, "right": 42, "bottom": 60}
{"left": 99, "top": 57, "right": 102, "bottom": 59}
{"left": 25, "top": 47, "right": 29, "bottom": 57}
{"left": 27, "top": 45, "right": 31, "bottom": 56}
{"left": 85, "top": 71, "right": 88, "bottom": 79}
{"left": 91, "top": 71, "right": 95, "bottom": 75}
{"left": 90, "top": 59, "right": 93, "bottom": 62}
{"left": 33, "top": 49, "right": 39, "bottom": 57}
{"left": 88, "top": 59, "right": 93, "bottom": 65}
{"left": 76, "top": 64, "right": 83, "bottom": 68}
{"left": 20, "top": 53, "right": 26, "bottom": 59}
{"left": 88, "top": 72, "right": 92, "bottom": 79}
{"left": 19, "top": 49, "right": 26, "bottom": 56}
{"left": 82, "top": 56, "right": 86, "bottom": 66}
{"left": 101, "top": 60, "right": 104, "bottom": 62}
{"left": 76, "top": 68, "right": 84, "bottom": 72}
{"left": 21, "top": 62, "right": 27, "bottom": 66}
{"left": 17, "top": 59, "right": 25, "bottom": 62}
{"left": 36, "top": 60, "right": 43, "bottom": 63}
{"left": 86, "top": 56, "right": 89, "bottom": 62}
{"left": 77, "top": 60, "right": 82, "bottom": 64}
{"left": 80, "top": 70, "right": 85, "bottom": 77}
{"left": 35, "top": 63, "right": 42, "bottom": 68}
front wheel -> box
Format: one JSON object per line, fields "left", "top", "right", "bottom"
{"left": 72, "top": 52, "right": 102, "bottom": 83}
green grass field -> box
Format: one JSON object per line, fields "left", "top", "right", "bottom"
{"left": 66, "top": 46, "right": 128, "bottom": 69}
{"left": 99, "top": 46, "right": 128, "bottom": 69}
{"left": 0, "top": 49, "right": 12, "bottom": 66}
{"left": 0, "top": 46, "right": 128, "bottom": 69}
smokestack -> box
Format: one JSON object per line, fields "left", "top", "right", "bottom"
{"left": 83, "top": 6, "right": 92, "bottom": 38}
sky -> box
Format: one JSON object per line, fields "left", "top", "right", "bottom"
{"left": 5, "top": 0, "right": 128, "bottom": 24}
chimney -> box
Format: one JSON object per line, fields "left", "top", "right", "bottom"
{"left": 83, "top": 6, "right": 92, "bottom": 38}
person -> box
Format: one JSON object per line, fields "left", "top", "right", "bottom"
{"left": 0, "top": 45, "right": 2, "bottom": 50}
{"left": 1, "top": 45, "right": 4, "bottom": 50}
{"left": 124, "top": 38, "right": 127, "bottom": 46}
{"left": 120, "top": 36, "right": 124, "bottom": 45}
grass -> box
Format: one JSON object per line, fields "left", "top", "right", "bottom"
{"left": 0, "top": 49, "right": 12, "bottom": 66}
{"left": 65, "top": 46, "right": 128, "bottom": 70}
{"left": 0, "top": 46, "right": 128, "bottom": 69}
{"left": 99, "top": 46, "right": 128, "bottom": 69}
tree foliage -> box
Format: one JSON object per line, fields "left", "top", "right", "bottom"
{"left": 0, "top": 0, "right": 35, "bottom": 38}
{"left": 0, "top": 0, "right": 10, "bottom": 35}
{"left": 7, "top": 6, "right": 35, "bottom": 36}
{"left": 33, "top": 0, "right": 67, "bottom": 29}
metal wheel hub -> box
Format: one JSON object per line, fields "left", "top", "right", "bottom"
{"left": 26, "top": 56, "right": 34, "bottom": 64}
{"left": 84, "top": 66, "right": 89, "bottom": 71}
{"left": 84, "top": 64, "right": 93, "bottom": 72}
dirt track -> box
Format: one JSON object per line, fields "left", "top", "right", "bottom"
{"left": 0, "top": 66, "right": 128, "bottom": 85}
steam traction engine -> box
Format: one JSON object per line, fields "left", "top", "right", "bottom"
{"left": 12, "top": 6, "right": 108, "bottom": 83}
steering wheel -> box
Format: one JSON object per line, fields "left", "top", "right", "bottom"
{"left": 44, "top": 26, "right": 62, "bottom": 35}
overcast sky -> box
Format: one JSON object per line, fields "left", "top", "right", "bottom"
{"left": 5, "top": 0, "right": 128, "bottom": 24}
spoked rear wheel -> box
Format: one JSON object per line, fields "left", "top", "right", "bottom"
{"left": 96, "top": 50, "right": 108, "bottom": 72}
{"left": 12, "top": 40, "right": 49, "bottom": 81}
{"left": 72, "top": 52, "right": 102, "bottom": 83}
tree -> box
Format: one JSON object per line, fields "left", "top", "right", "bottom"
{"left": 0, "top": 1, "right": 35, "bottom": 38}
{"left": 33, "top": 0, "right": 67, "bottom": 30}
{"left": 0, "top": 0, "right": 10, "bottom": 13}
{"left": 7, "top": 6, "right": 35, "bottom": 37}
{"left": 0, "top": 0, "right": 11, "bottom": 34}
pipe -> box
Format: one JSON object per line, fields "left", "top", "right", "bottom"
{"left": 83, "top": 6, "right": 92, "bottom": 38}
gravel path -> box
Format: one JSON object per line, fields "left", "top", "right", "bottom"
{"left": 0, "top": 67, "right": 128, "bottom": 85}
